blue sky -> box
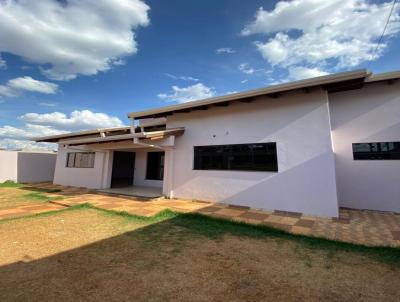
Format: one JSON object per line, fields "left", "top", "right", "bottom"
{"left": 0, "top": 0, "right": 399, "bottom": 149}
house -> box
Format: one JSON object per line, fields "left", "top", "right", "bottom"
{"left": 34, "top": 69, "right": 400, "bottom": 217}
{"left": 0, "top": 150, "right": 57, "bottom": 183}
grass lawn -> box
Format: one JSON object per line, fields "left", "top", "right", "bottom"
{"left": 0, "top": 205, "right": 399, "bottom": 302}
{"left": 0, "top": 181, "right": 62, "bottom": 210}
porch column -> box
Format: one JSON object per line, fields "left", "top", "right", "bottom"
{"left": 163, "top": 148, "right": 175, "bottom": 198}
{"left": 100, "top": 150, "right": 113, "bottom": 189}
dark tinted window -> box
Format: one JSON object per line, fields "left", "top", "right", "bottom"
{"left": 194, "top": 143, "right": 278, "bottom": 172}
{"left": 353, "top": 142, "right": 400, "bottom": 160}
{"left": 146, "top": 152, "right": 165, "bottom": 180}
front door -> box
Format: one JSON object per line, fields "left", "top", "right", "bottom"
{"left": 111, "top": 151, "right": 135, "bottom": 188}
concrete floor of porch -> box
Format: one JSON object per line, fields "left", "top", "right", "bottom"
{"left": 97, "top": 186, "right": 163, "bottom": 198}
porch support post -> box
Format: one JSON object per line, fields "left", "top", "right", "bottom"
{"left": 101, "top": 151, "right": 113, "bottom": 189}
{"left": 163, "top": 148, "right": 175, "bottom": 198}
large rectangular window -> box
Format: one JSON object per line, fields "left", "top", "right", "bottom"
{"left": 146, "top": 152, "right": 165, "bottom": 180}
{"left": 352, "top": 142, "right": 400, "bottom": 160}
{"left": 66, "top": 152, "right": 95, "bottom": 168}
{"left": 194, "top": 143, "right": 278, "bottom": 172}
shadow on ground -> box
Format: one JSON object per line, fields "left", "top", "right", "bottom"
{"left": 0, "top": 208, "right": 399, "bottom": 302}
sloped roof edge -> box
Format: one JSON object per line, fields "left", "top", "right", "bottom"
{"left": 128, "top": 69, "right": 370, "bottom": 119}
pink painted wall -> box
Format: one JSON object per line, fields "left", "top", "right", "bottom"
{"left": 165, "top": 90, "right": 339, "bottom": 217}
{"left": 0, "top": 150, "right": 56, "bottom": 183}
{"left": 329, "top": 81, "right": 400, "bottom": 212}
{"left": 0, "top": 151, "right": 18, "bottom": 182}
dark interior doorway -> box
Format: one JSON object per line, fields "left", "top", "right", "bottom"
{"left": 111, "top": 151, "right": 135, "bottom": 188}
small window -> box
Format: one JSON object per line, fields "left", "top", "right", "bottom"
{"left": 66, "top": 152, "right": 95, "bottom": 168}
{"left": 146, "top": 152, "right": 165, "bottom": 180}
{"left": 194, "top": 143, "right": 278, "bottom": 172}
{"left": 352, "top": 142, "right": 400, "bottom": 160}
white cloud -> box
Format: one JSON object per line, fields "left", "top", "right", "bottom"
{"left": 238, "top": 63, "right": 265, "bottom": 75}
{"left": 0, "top": 109, "right": 124, "bottom": 150}
{"left": 0, "top": 0, "right": 150, "bottom": 80}
{"left": 158, "top": 83, "right": 216, "bottom": 103}
{"left": 20, "top": 110, "right": 124, "bottom": 131}
{"left": 0, "top": 124, "right": 66, "bottom": 140}
{"left": 242, "top": 0, "right": 400, "bottom": 69}
{"left": 0, "top": 56, "right": 6, "bottom": 69}
{"left": 165, "top": 73, "right": 199, "bottom": 82}
{"left": 8, "top": 77, "right": 58, "bottom": 94}
{"left": 39, "top": 102, "right": 57, "bottom": 107}
{"left": 241, "top": 79, "right": 248, "bottom": 84}
{"left": 216, "top": 48, "right": 236, "bottom": 54}
{"left": 288, "top": 66, "right": 329, "bottom": 80}
{"left": 224, "top": 90, "right": 239, "bottom": 95}
{"left": 0, "top": 85, "right": 18, "bottom": 97}
{"left": 0, "top": 76, "right": 58, "bottom": 98}
{"left": 0, "top": 138, "right": 57, "bottom": 151}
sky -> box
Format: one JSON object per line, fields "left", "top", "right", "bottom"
{"left": 0, "top": 0, "right": 399, "bottom": 150}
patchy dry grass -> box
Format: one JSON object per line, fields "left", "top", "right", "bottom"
{"left": 0, "top": 184, "right": 63, "bottom": 209}
{"left": 0, "top": 180, "right": 22, "bottom": 188}
{"left": 0, "top": 206, "right": 399, "bottom": 302}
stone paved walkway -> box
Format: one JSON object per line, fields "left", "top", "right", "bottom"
{"left": 0, "top": 203, "right": 65, "bottom": 219}
{"left": 2, "top": 182, "right": 400, "bottom": 247}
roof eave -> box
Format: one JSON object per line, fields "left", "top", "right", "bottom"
{"left": 42, "top": 128, "right": 185, "bottom": 146}
{"left": 127, "top": 69, "right": 369, "bottom": 119}
{"left": 33, "top": 126, "right": 132, "bottom": 143}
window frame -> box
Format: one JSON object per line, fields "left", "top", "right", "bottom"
{"left": 352, "top": 141, "right": 400, "bottom": 160}
{"left": 65, "top": 152, "right": 96, "bottom": 168}
{"left": 146, "top": 151, "right": 165, "bottom": 180}
{"left": 193, "top": 142, "right": 278, "bottom": 172}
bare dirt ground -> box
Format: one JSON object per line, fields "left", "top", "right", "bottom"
{"left": 0, "top": 207, "right": 399, "bottom": 302}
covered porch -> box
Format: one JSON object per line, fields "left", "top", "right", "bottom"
{"left": 37, "top": 121, "right": 184, "bottom": 198}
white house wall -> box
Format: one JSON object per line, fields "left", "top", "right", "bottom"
{"left": 54, "top": 145, "right": 110, "bottom": 189}
{"left": 54, "top": 144, "right": 163, "bottom": 189}
{"left": 133, "top": 149, "right": 163, "bottom": 188}
{"left": 329, "top": 81, "right": 400, "bottom": 212}
{"left": 166, "top": 89, "right": 339, "bottom": 217}
{"left": 0, "top": 150, "right": 18, "bottom": 182}
{"left": 17, "top": 152, "right": 57, "bottom": 183}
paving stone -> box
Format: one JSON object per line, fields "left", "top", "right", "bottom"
{"left": 264, "top": 215, "right": 287, "bottom": 224}
{"left": 227, "top": 204, "right": 250, "bottom": 210}
{"left": 291, "top": 226, "right": 311, "bottom": 235}
{"left": 273, "top": 210, "right": 302, "bottom": 218}
{"left": 196, "top": 206, "right": 226, "bottom": 214}
{"left": 295, "top": 219, "right": 315, "bottom": 228}
{"left": 391, "top": 231, "right": 400, "bottom": 240}
{"left": 332, "top": 217, "right": 351, "bottom": 224}
{"left": 239, "top": 211, "right": 269, "bottom": 221}
{"left": 216, "top": 208, "right": 247, "bottom": 217}
{"left": 280, "top": 217, "right": 300, "bottom": 226}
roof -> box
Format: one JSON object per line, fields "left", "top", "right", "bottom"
{"left": 127, "top": 69, "right": 368, "bottom": 119}
{"left": 33, "top": 69, "right": 400, "bottom": 144}
{"left": 0, "top": 149, "right": 57, "bottom": 154}
{"left": 33, "top": 126, "right": 131, "bottom": 143}
{"left": 365, "top": 71, "right": 400, "bottom": 83}
{"left": 127, "top": 69, "right": 400, "bottom": 120}
{"left": 55, "top": 128, "right": 184, "bottom": 146}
